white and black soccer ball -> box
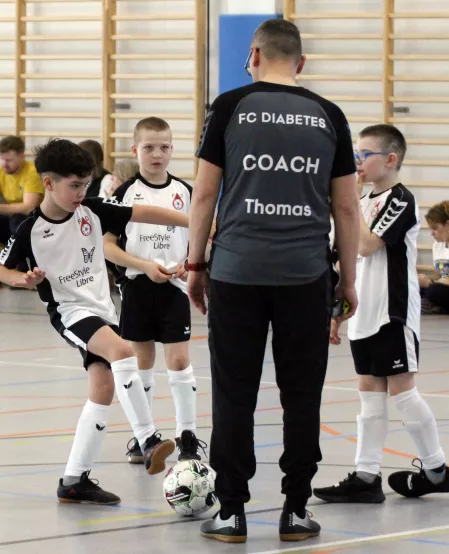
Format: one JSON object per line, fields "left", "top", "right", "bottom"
{"left": 163, "top": 460, "right": 217, "bottom": 517}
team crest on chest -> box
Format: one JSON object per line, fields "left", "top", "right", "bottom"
{"left": 172, "top": 193, "right": 184, "bottom": 210}
{"left": 371, "top": 201, "right": 381, "bottom": 219}
{"left": 79, "top": 216, "right": 92, "bottom": 236}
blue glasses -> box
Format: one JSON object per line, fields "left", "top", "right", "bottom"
{"left": 354, "top": 151, "right": 390, "bottom": 163}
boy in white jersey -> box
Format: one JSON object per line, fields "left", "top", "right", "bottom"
{"left": 104, "top": 117, "right": 205, "bottom": 463}
{"left": 314, "top": 125, "right": 449, "bottom": 502}
{"left": 0, "top": 139, "right": 190, "bottom": 504}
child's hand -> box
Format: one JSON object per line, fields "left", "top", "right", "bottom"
{"left": 330, "top": 318, "right": 342, "bottom": 345}
{"left": 12, "top": 267, "right": 46, "bottom": 289}
{"left": 172, "top": 263, "right": 188, "bottom": 282}
{"left": 143, "top": 261, "right": 172, "bottom": 284}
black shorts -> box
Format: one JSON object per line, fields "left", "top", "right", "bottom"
{"left": 350, "top": 320, "right": 419, "bottom": 377}
{"left": 119, "top": 275, "right": 191, "bottom": 343}
{"left": 64, "top": 316, "right": 119, "bottom": 370}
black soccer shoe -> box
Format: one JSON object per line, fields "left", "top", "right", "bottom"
{"left": 175, "top": 430, "right": 207, "bottom": 461}
{"left": 200, "top": 511, "right": 247, "bottom": 543}
{"left": 143, "top": 432, "right": 175, "bottom": 475}
{"left": 57, "top": 471, "right": 120, "bottom": 505}
{"left": 279, "top": 506, "right": 321, "bottom": 542}
{"left": 126, "top": 437, "right": 144, "bottom": 464}
{"left": 313, "top": 472, "right": 386, "bottom": 503}
{"left": 388, "top": 458, "right": 449, "bottom": 498}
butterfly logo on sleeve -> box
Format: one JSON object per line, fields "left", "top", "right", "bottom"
{"left": 81, "top": 247, "right": 95, "bottom": 264}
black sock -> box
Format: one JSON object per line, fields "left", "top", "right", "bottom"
{"left": 284, "top": 500, "right": 305, "bottom": 518}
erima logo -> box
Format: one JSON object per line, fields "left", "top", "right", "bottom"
{"left": 124, "top": 381, "right": 133, "bottom": 389}
{"left": 44, "top": 229, "right": 50, "bottom": 234}
{"left": 144, "top": 386, "right": 151, "bottom": 392}
{"left": 192, "top": 387, "right": 197, "bottom": 392}
{"left": 393, "top": 359, "right": 404, "bottom": 369}
{"left": 96, "top": 424, "right": 105, "bottom": 431}
{"left": 407, "top": 475, "right": 414, "bottom": 490}
{"left": 184, "top": 326, "right": 190, "bottom": 335}
{"left": 43, "top": 228, "right": 54, "bottom": 239}
{"left": 81, "top": 247, "right": 95, "bottom": 263}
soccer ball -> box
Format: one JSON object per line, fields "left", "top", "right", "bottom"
{"left": 163, "top": 460, "right": 217, "bottom": 516}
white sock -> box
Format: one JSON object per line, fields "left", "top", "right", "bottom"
{"left": 111, "top": 357, "right": 155, "bottom": 449}
{"left": 167, "top": 365, "right": 196, "bottom": 438}
{"left": 63, "top": 400, "right": 109, "bottom": 483}
{"left": 394, "top": 387, "right": 445, "bottom": 470}
{"left": 139, "top": 369, "right": 155, "bottom": 412}
{"left": 355, "top": 391, "right": 389, "bottom": 476}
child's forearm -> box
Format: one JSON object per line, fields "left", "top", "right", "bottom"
{"left": 131, "top": 205, "right": 189, "bottom": 228}
{"left": 0, "top": 266, "right": 26, "bottom": 287}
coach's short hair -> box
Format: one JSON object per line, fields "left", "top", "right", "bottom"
{"left": 252, "top": 19, "right": 302, "bottom": 64}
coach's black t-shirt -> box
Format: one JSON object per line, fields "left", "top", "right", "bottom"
{"left": 196, "top": 81, "right": 356, "bottom": 285}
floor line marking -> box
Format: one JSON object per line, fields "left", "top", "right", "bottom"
{"left": 249, "top": 524, "right": 449, "bottom": 554}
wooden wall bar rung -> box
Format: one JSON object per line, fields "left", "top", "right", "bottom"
{"left": 417, "top": 265, "right": 434, "bottom": 272}
{"left": 111, "top": 73, "right": 195, "bottom": 80}
{"left": 419, "top": 202, "right": 435, "bottom": 209}
{"left": 404, "top": 160, "right": 449, "bottom": 167}
{"left": 110, "top": 132, "right": 195, "bottom": 139}
{"left": 290, "top": 12, "right": 382, "bottom": 19}
{"left": 391, "top": 11, "right": 449, "bottom": 18}
{"left": 0, "top": 93, "right": 15, "bottom": 98}
{"left": 22, "top": 35, "right": 101, "bottom": 41}
{"left": 325, "top": 95, "right": 382, "bottom": 102}
{"left": 112, "top": 34, "right": 195, "bottom": 41}
{"left": 112, "top": 54, "right": 194, "bottom": 60}
{"left": 110, "top": 93, "right": 195, "bottom": 99}
{"left": 390, "top": 96, "right": 449, "bottom": 103}
{"left": 0, "top": 74, "right": 14, "bottom": 79}
{"left": 391, "top": 75, "right": 449, "bottom": 82}
{"left": 391, "top": 33, "right": 449, "bottom": 39}
{"left": 21, "top": 74, "right": 101, "bottom": 79}
{"left": 20, "top": 112, "right": 102, "bottom": 118}
{"left": 406, "top": 138, "right": 449, "bottom": 145}
{"left": 20, "top": 131, "right": 101, "bottom": 138}
{"left": 0, "top": 112, "right": 14, "bottom": 117}
{"left": 21, "top": 15, "right": 102, "bottom": 22}
{"left": 389, "top": 117, "right": 449, "bottom": 124}
{"left": 20, "top": 92, "right": 102, "bottom": 98}
{"left": 0, "top": 56, "right": 15, "bottom": 60}
{"left": 298, "top": 74, "right": 380, "bottom": 81}
{"left": 112, "top": 13, "right": 194, "bottom": 21}
{"left": 390, "top": 54, "right": 449, "bottom": 60}
{"left": 21, "top": 54, "right": 102, "bottom": 60}
{"left": 111, "top": 113, "right": 194, "bottom": 120}
{"left": 418, "top": 245, "right": 432, "bottom": 251}
{"left": 0, "top": 38, "right": 15, "bottom": 42}
{"left": 0, "top": 17, "right": 14, "bottom": 22}
{"left": 307, "top": 54, "right": 382, "bottom": 60}
{"left": 302, "top": 33, "right": 383, "bottom": 40}
{"left": 347, "top": 116, "right": 380, "bottom": 122}
{"left": 407, "top": 180, "right": 449, "bottom": 187}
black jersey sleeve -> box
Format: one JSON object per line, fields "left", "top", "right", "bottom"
{"left": 82, "top": 197, "right": 133, "bottom": 237}
{"left": 372, "top": 187, "right": 418, "bottom": 246}
{"left": 0, "top": 217, "right": 33, "bottom": 270}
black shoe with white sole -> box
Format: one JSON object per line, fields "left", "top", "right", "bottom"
{"left": 279, "top": 507, "right": 321, "bottom": 542}
{"left": 200, "top": 511, "right": 247, "bottom": 543}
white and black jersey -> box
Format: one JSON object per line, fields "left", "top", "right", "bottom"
{"left": 113, "top": 172, "right": 191, "bottom": 294}
{"left": 0, "top": 197, "right": 132, "bottom": 334}
{"left": 348, "top": 183, "right": 421, "bottom": 341}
